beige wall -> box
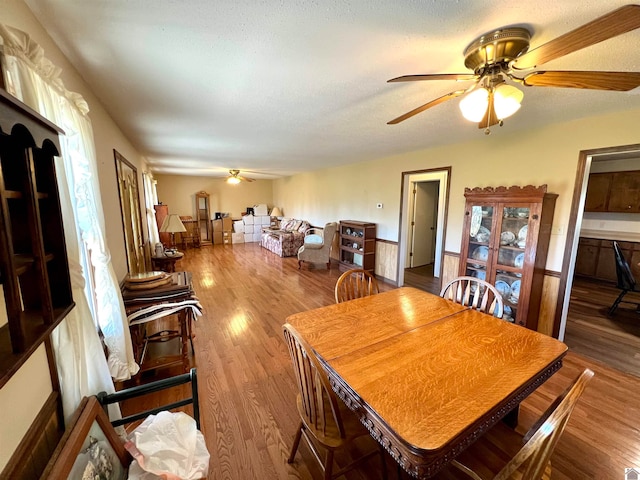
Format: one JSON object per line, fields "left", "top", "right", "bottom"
{"left": 155, "top": 174, "right": 274, "bottom": 219}
{"left": 274, "top": 107, "right": 640, "bottom": 274}
{"left": 1, "top": 0, "right": 148, "bottom": 470}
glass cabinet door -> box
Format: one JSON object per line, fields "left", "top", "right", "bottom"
{"left": 494, "top": 205, "right": 530, "bottom": 323}
{"left": 462, "top": 205, "right": 494, "bottom": 284}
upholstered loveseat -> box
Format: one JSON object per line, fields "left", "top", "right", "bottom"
{"left": 260, "top": 218, "right": 311, "bottom": 257}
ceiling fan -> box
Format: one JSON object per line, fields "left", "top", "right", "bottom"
{"left": 226, "top": 169, "right": 255, "bottom": 184}
{"left": 387, "top": 4, "right": 640, "bottom": 133}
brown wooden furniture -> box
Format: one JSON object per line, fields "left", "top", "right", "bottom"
{"left": 338, "top": 220, "right": 376, "bottom": 272}
{"left": 195, "top": 191, "right": 212, "bottom": 245}
{"left": 575, "top": 237, "right": 640, "bottom": 282}
{"left": 283, "top": 324, "right": 387, "bottom": 480}
{"left": 437, "top": 369, "right": 594, "bottom": 480}
{"left": 334, "top": 268, "right": 379, "bottom": 303}
{"left": 459, "top": 185, "right": 557, "bottom": 330}
{"left": 123, "top": 272, "right": 196, "bottom": 375}
{"left": 154, "top": 204, "right": 171, "bottom": 246}
{"left": 0, "top": 89, "right": 75, "bottom": 389}
{"left": 440, "top": 276, "right": 504, "bottom": 318}
{"left": 179, "top": 216, "right": 201, "bottom": 249}
{"left": 286, "top": 287, "right": 567, "bottom": 478}
{"left": 151, "top": 251, "right": 184, "bottom": 273}
{"left": 585, "top": 170, "right": 640, "bottom": 213}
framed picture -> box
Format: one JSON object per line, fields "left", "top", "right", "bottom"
{"left": 43, "top": 396, "right": 130, "bottom": 479}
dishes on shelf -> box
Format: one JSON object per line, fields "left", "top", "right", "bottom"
{"left": 346, "top": 228, "right": 351, "bottom": 235}
{"left": 509, "top": 280, "right": 521, "bottom": 304}
{"left": 514, "top": 252, "right": 525, "bottom": 269}
{"left": 495, "top": 280, "right": 511, "bottom": 298}
{"left": 470, "top": 206, "right": 482, "bottom": 237}
{"left": 500, "top": 231, "right": 516, "bottom": 245}
{"left": 503, "top": 305, "right": 514, "bottom": 322}
{"left": 474, "top": 226, "right": 491, "bottom": 243}
{"left": 472, "top": 245, "right": 489, "bottom": 262}
{"left": 518, "top": 225, "right": 528, "bottom": 241}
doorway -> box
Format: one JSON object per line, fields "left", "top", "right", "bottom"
{"left": 556, "top": 145, "right": 640, "bottom": 376}
{"left": 398, "top": 168, "right": 450, "bottom": 293}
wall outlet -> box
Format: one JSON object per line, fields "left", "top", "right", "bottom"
{"left": 376, "top": 203, "right": 383, "bottom": 209}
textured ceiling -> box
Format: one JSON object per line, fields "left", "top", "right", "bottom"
{"left": 24, "top": 0, "right": 640, "bottom": 179}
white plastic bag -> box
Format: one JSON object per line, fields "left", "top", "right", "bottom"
{"left": 125, "top": 411, "right": 209, "bottom": 480}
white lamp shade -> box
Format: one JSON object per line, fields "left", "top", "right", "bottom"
{"left": 459, "top": 88, "right": 489, "bottom": 122}
{"left": 494, "top": 84, "right": 523, "bottom": 119}
{"left": 270, "top": 207, "right": 283, "bottom": 217}
{"left": 160, "top": 214, "right": 186, "bottom": 233}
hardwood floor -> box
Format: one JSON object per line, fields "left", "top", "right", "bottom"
{"left": 564, "top": 276, "right": 640, "bottom": 378}
{"left": 403, "top": 264, "right": 441, "bottom": 295}
{"left": 121, "top": 244, "right": 640, "bottom": 479}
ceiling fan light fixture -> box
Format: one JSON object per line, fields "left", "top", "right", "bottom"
{"left": 493, "top": 83, "right": 524, "bottom": 120}
{"left": 459, "top": 88, "right": 489, "bottom": 122}
{"left": 227, "top": 176, "right": 241, "bottom": 185}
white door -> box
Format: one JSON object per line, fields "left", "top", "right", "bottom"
{"left": 410, "top": 181, "right": 439, "bottom": 267}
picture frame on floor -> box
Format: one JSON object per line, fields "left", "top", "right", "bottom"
{"left": 42, "top": 396, "right": 130, "bottom": 479}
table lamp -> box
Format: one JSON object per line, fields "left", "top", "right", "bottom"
{"left": 159, "top": 214, "right": 186, "bottom": 252}
{"left": 270, "top": 206, "right": 283, "bottom": 218}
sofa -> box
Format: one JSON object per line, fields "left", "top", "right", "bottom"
{"left": 260, "top": 218, "right": 311, "bottom": 257}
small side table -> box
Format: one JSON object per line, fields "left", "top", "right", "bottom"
{"left": 151, "top": 251, "right": 184, "bottom": 273}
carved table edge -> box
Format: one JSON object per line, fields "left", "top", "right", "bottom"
{"left": 328, "top": 358, "right": 564, "bottom": 478}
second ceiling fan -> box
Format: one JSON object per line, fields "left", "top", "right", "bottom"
{"left": 387, "top": 4, "right": 640, "bottom": 133}
{"left": 226, "top": 169, "right": 255, "bottom": 184}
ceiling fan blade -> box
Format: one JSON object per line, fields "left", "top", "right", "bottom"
{"left": 512, "top": 5, "right": 640, "bottom": 70}
{"left": 388, "top": 74, "right": 478, "bottom": 83}
{"left": 523, "top": 71, "right": 640, "bottom": 91}
{"left": 387, "top": 90, "right": 467, "bottom": 124}
{"left": 238, "top": 176, "right": 255, "bottom": 182}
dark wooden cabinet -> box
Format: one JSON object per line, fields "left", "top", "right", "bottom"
{"left": 575, "top": 237, "right": 639, "bottom": 283}
{"left": 608, "top": 171, "right": 640, "bottom": 212}
{"left": 584, "top": 170, "right": 640, "bottom": 213}
{"left": 459, "top": 185, "right": 557, "bottom": 330}
{"left": 338, "top": 221, "right": 375, "bottom": 272}
{"left": 574, "top": 237, "right": 599, "bottom": 277}
{"left": 0, "top": 89, "right": 74, "bottom": 387}
{"left": 584, "top": 173, "right": 612, "bottom": 212}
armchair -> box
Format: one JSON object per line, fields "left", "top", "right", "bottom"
{"left": 297, "top": 222, "right": 337, "bottom": 269}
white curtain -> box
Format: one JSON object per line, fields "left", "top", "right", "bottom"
{"left": 143, "top": 172, "right": 160, "bottom": 246}
{"left": 0, "top": 25, "right": 139, "bottom": 419}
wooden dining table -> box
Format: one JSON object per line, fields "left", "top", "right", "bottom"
{"left": 285, "top": 287, "right": 568, "bottom": 478}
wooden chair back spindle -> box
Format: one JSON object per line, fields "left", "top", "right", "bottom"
{"left": 335, "top": 269, "right": 379, "bottom": 304}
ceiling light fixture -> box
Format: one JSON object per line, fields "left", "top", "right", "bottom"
{"left": 226, "top": 176, "right": 241, "bottom": 185}
{"left": 459, "top": 77, "right": 523, "bottom": 133}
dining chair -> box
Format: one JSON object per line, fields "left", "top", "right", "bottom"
{"left": 434, "top": 368, "right": 594, "bottom": 480}
{"left": 334, "top": 268, "right": 380, "bottom": 303}
{"left": 608, "top": 241, "right": 640, "bottom": 316}
{"left": 283, "top": 323, "right": 387, "bottom": 480}
{"left": 179, "top": 216, "right": 201, "bottom": 249}
{"left": 440, "top": 276, "right": 504, "bottom": 318}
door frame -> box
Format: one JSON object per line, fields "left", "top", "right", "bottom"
{"left": 397, "top": 167, "right": 451, "bottom": 287}
{"left": 554, "top": 143, "right": 640, "bottom": 339}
